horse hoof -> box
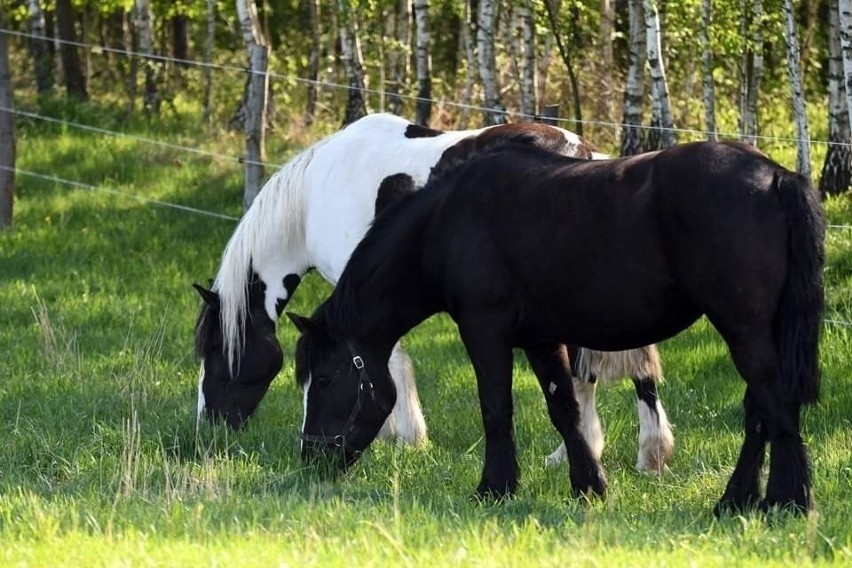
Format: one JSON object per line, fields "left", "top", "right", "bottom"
{"left": 713, "top": 495, "right": 762, "bottom": 518}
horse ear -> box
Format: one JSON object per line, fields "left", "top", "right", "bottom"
{"left": 287, "top": 312, "right": 328, "bottom": 338}
{"left": 193, "top": 283, "right": 220, "bottom": 306}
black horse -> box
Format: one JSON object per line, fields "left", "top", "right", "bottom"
{"left": 288, "top": 141, "right": 825, "bottom": 515}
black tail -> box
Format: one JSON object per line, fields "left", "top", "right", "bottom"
{"left": 773, "top": 171, "right": 825, "bottom": 404}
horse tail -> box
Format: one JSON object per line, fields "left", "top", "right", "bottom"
{"left": 773, "top": 170, "right": 825, "bottom": 404}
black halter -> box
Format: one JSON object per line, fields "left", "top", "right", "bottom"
{"left": 299, "top": 340, "right": 391, "bottom": 456}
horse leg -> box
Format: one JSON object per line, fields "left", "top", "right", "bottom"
{"left": 718, "top": 331, "right": 811, "bottom": 514}
{"left": 714, "top": 386, "right": 767, "bottom": 515}
{"left": 525, "top": 344, "right": 607, "bottom": 497}
{"left": 633, "top": 372, "right": 674, "bottom": 474}
{"left": 457, "top": 316, "right": 519, "bottom": 499}
{"left": 544, "top": 376, "right": 602, "bottom": 467}
{"left": 377, "top": 342, "right": 428, "bottom": 446}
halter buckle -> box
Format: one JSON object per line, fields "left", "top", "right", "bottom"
{"left": 352, "top": 355, "right": 364, "bottom": 369}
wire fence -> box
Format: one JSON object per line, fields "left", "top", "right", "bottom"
{"left": 2, "top": 27, "right": 852, "bottom": 327}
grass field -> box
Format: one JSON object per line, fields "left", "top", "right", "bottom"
{"left": 2, "top": 105, "right": 852, "bottom": 566}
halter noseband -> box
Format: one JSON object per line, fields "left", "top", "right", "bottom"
{"left": 299, "top": 340, "right": 391, "bottom": 456}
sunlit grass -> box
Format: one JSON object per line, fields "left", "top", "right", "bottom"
{"left": 1, "top": 103, "right": 851, "bottom": 565}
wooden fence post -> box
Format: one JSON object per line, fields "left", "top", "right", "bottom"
{"left": 243, "top": 43, "right": 268, "bottom": 211}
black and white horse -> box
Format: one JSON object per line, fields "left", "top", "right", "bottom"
{"left": 290, "top": 140, "right": 824, "bottom": 514}
{"left": 193, "top": 113, "right": 673, "bottom": 472}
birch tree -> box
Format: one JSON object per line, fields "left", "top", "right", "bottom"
{"left": 700, "top": 0, "right": 716, "bottom": 140}
{"left": 338, "top": 0, "right": 368, "bottom": 125}
{"left": 599, "top": 0, "right": 614, "bottom": 122}
{"left": 458, "top": 0, "right": 478, "bottom": 129}
{"left": 621, "top": 0, "right": 645, "bottom": 156}
{"left": 783, "top": 0, "right": 811, "bottom": 179}
{"left": 413, "top": 0, "right": 431, "bottom": 125}
{"left": 55, "top": 0, "right": 87, "bottom": 100}
{"left": 385, "top": 1, "right": 410, "bottom": 117}
{"left": 643, "top": 0, "right": 676, "bottom": 149}
{"left": 839, "top": 0, "right": 852, "bottom": 134}
{"left": 518, "top": 0, "right": 536, "bottom": 119}
{"left": 236, "top": 0, "right": 269, "bottom": 210}
{"left": 134, "top": 0, "right": 157, "bottom": 115}
{"left": 739, "top": 0, "right": 763, "bottom": 145}
{"left": 304, "top": 0, "right": 320, "bottom": 123}
{"left": 820, "top": 0, "right": 851, "bottom": 195}
{"left": 477, "top": 0, "right": 506, "bottom": 125}
{"left": 0, "top": 12, "right": 13, "bottom": 229}
{"left": 202, "top": 0, "right": 216, "bottom": 123}
{"left": 27, "top": 0, "right": 53, "bottom": 95}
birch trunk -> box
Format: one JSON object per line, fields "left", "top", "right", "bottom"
{"left": 202, "top": 0, "right": 216, "bottom": 123}
{"left": 27, "top": 0, "right": 53, "bottom": 94}
{"left": 134, "top": 0, "right": 157, "bottom": 115}
{"left": 458, "top": 0, "right": 478, "bottom": 129}
{"left": 385, "top": 1, "right": 409, "bottom": 117}
{"left": 621, "top": 0, "right": 645, "bottom": 156}
{"left": 643, "top": 0, "right": 676, "bottom": 149}
{"left": 700, "top": 0, "right": 716, "bottom": 140}
{"left": 838, "top": 0, "right": 852, "bottom": 133}
{"left": 338, "top": 0, "right": 368, "bottom": 125}
{"left": 0, "top": 14, "right": 14, "bottom": 229}
{"left": 821, "top": 0, "right": 851, "bottom": 195}
{"left": 738, "top": 0, "right": 763, "bottom": 145}
{"left": 599, "top": 0, "right": 613, "bottom": 122}
{"left": 519, "top": 1, "right": 536, "bottom": 119}
{"left": 304, "top": 0, "right": 320, "bottom": 123}
{"left": 413, "top": 0, "right": 431, "bottom": 125}
{"left": 783, "top": 0, "right": 811, "bottom": 179}
{"left": 477, "top": 0, "right": 506, "bottom": 125}
{"left": 236, "top": 0, "right": 268, "bottom": 210}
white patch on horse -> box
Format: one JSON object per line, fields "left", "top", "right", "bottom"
{"left": 636, "top": 397, "right": 674, "bottom": 474}
{"left": 300, "top": 374, "right": 312, "bottom": 453}
{"left": 196, "top": 364, "right": 206, "bottom": 420}
{"left": 376, "top": 343, "right": 427, "bottom": 445}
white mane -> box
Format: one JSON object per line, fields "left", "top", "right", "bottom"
{"left": 213, "top": 142, "right": 319, "bottom": 373}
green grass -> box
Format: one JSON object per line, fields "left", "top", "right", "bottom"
{"left": 2, "top": 104, "right": 852, "bottom": 566}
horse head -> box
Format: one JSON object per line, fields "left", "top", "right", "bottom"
{"left": 288, "top": 311, "right": 395, "bottom": 469}
{"left": 193, "top": 275, "right": 284, "bottom": 429}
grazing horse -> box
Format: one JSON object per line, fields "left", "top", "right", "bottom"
{"left": 193, "top": 112, "right": 674, "bottom": 472}
{"left": 290, "top": 141, "right": 824, "bottom": 514}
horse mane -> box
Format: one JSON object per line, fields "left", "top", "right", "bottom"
{"left": 212, "top": 140, "right": 328, "bottom": 373}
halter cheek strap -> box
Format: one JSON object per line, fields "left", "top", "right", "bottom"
{"left": 299, "top": 341, "right": 392, "bottom": 455}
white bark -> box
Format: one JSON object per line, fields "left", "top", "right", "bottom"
{"left": 202, "top": 0, "right": 216, "bottom": 123}
{"left": 134, "top": 0, "right": 157, "bottom": 114}
{"left": 700, "top": 0, "right": 716, "bottom": 140}
{"left": 477, "top": 0, "right": 506, "bottom": 125}
{"left": 599, "top": 0, "right": 614, "bottom": 122}
{"left": 820, "top": 0, "right": 851, "bottom": 195}
{"left": 27, "top": 0, "right": 52, "bottom": 94}
{"left": 236, "top": 0, "right": 264, "bottom": 47}
{"left": 519, "top": 1, "right": 536, "bottom": 119}
{"left": 783, "top": 0, "right": 811, "bottom": 179}
{"left": 413, "top": 0, "right": 431, "bottom": 125}
{"left": 338, "top": 0, "right": 368, "bottom": 125}
{"left": 643, "top": 0, "right": 676, "bottom": 148}
{"left": 739, "top": 0, "right": 763, "bottom": 145}
{"left": 236, "top": 0, "right": 268, "bottom": 209}
{"left": 839, "top": 0, "right": 852, "bottom": 132}
{"left": 621, "top": 0, "right": 645, "bottom": 155}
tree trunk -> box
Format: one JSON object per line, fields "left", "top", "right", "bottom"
{"left": 738, "top": 0, "right": 763, "bottom": 145}
{"left": 519, "top": 0, "right": 536, "bottom": 119}
{"left": 171, "top": 14, "right": 189, "bottom": 66}
{"left": 304, "top": 0, "right": 320, "bottom": 123}
{"left": 0, "top": 14, "right": 14, "bottom": 229}
{"left": 700, "top": 0, "right": 716, "bottom": 140}
{"left": 134, "top": 0, "right": 157, "bottom": 115}
{"left": 543, "top": 0, "right": 582, "bottom": 134}
{"left": 477, "top": 0, "right": 506, "bottom": 125}
{"left": 55, "top": 0, "right": 88, "bottom": 100}
{"left": 783, "top": 0, "right": 811, "bottom": 179}
{"left": 385, "top": 0, "right": 409, "bottom": 117}
{"left": 236, "top": 0, "right": 268, "bottom": 210}
{"left": 27, "top": 0, "right": 54, "bottom": 94}
{"left": 458, "top": 0, "right": 477, "bottom": 129}
{"left": 643, "top": 0, "right": 675, "bottom": 149}
{"left": 337, "top": 0, "right": 368, "bottom": 126}
{"left": 839, "top": 0, "right": 852, "bottom": 135}
{"left": 203, "top": 0, "right": 216, "bottom": 123}
{"left": 599, "top": 0, "right": 614, "bottom": 123}
{"left": 621, "top": 0, "right": 645, "bottom": 156}
{"left": 821, "top": 0, "right": 851, "bottom": 195}
{"left": 413, "top": 0, "right": 432, "bottom": 126}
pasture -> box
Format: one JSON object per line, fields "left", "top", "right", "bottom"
{"left": 2, "top": 108, "right": 852, "bottom": 566}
